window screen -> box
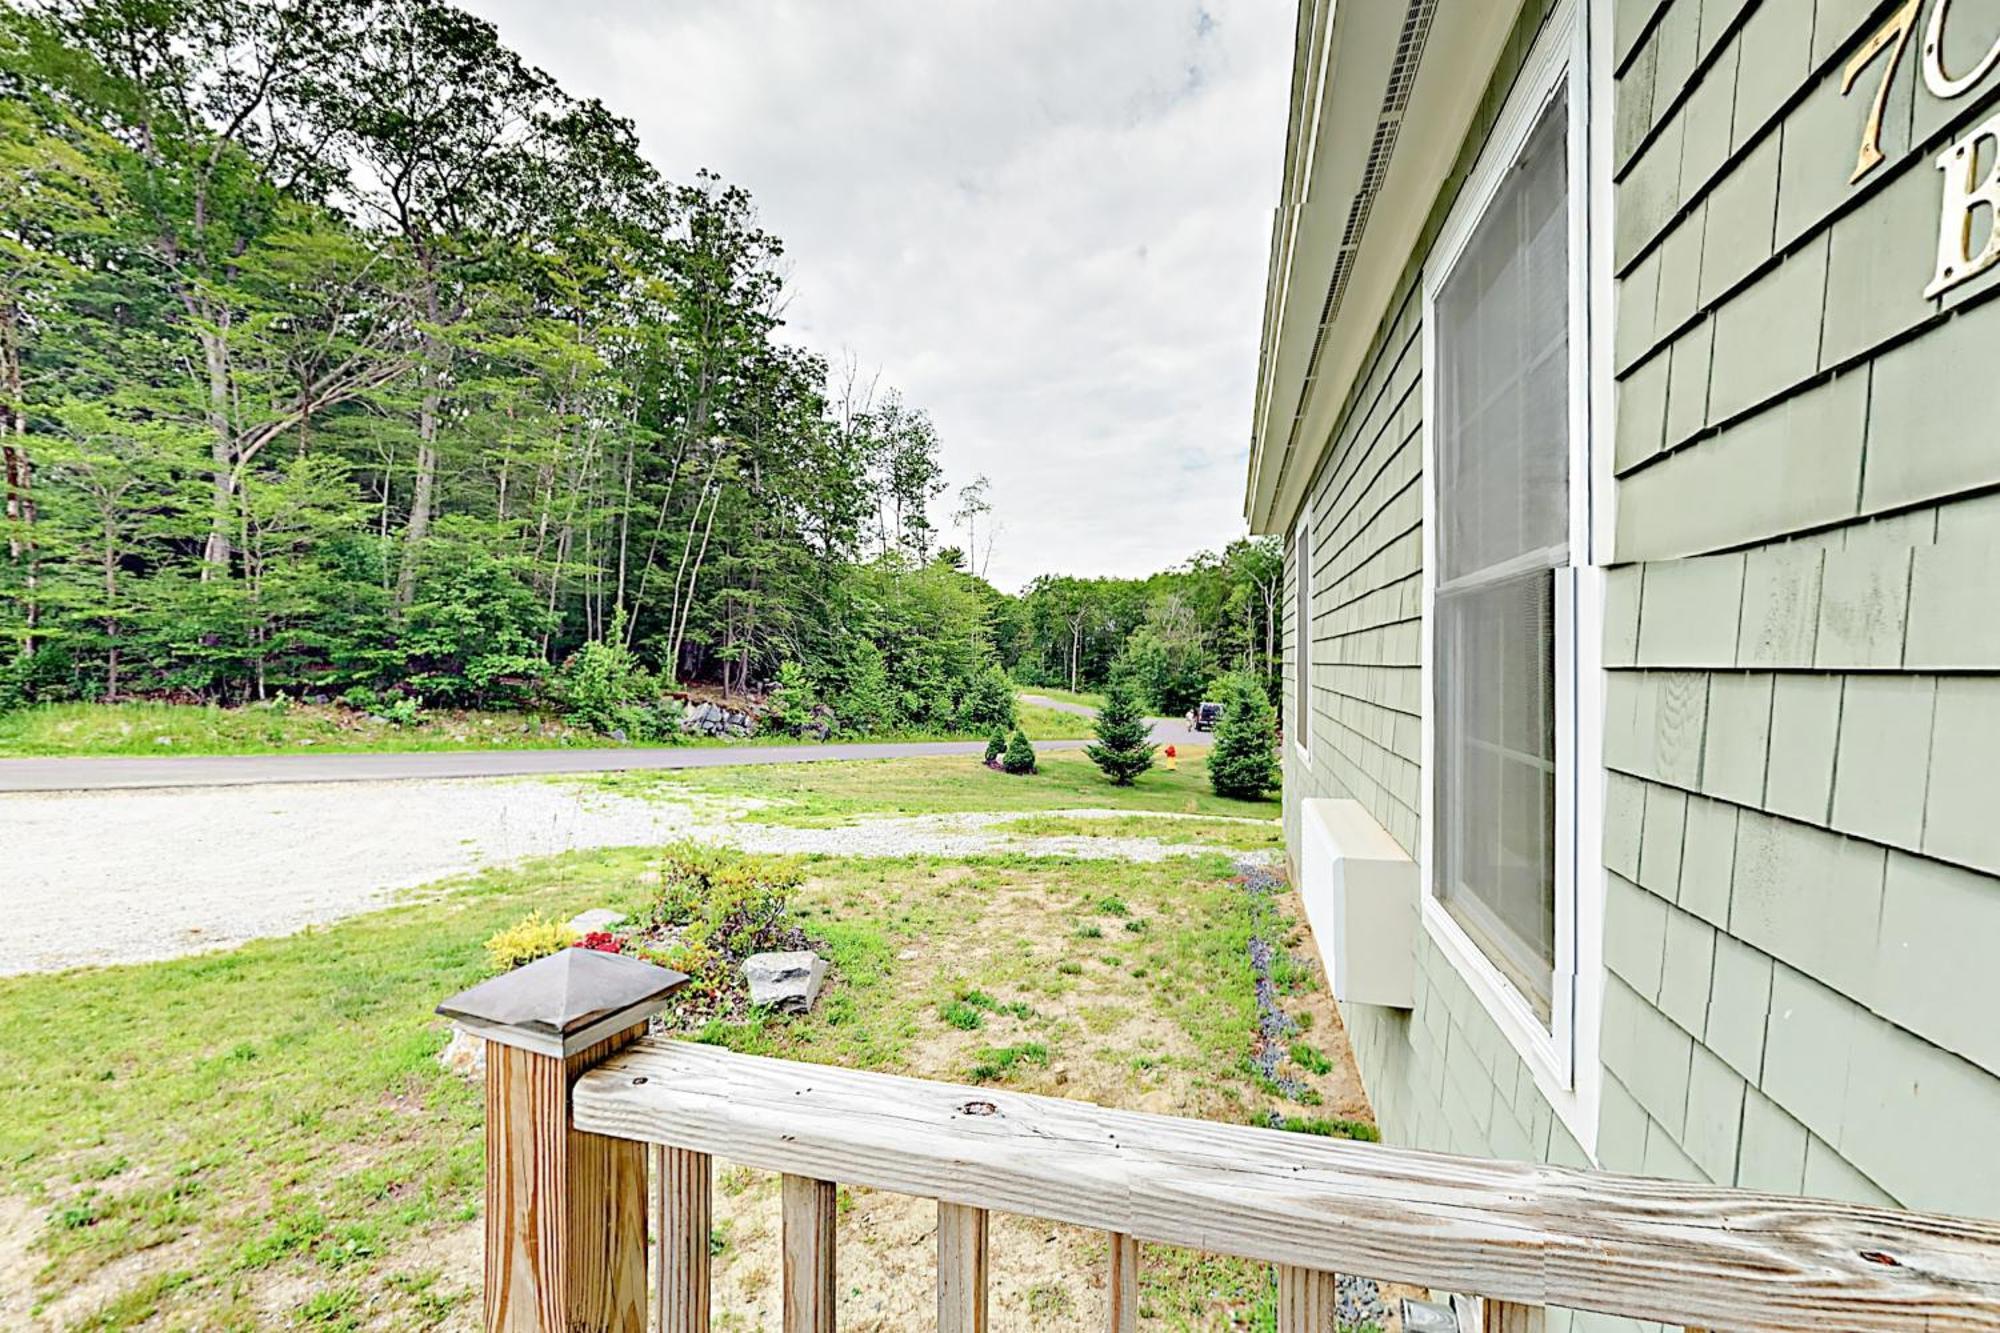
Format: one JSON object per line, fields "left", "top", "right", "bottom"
{"left": 1432, "top": 92, "right": 1569, "bottom": 1022}
{"left": 1294, "top": 524, "right": 1309, "bottom": 748}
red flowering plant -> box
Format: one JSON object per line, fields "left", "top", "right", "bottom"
{"left": 575, "top": 931, "right": 623, "bottom": 954}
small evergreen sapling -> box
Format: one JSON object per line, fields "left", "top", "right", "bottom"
{"left": 1085, "top": 674, "right": 1155, "bottom": 785}
{"left": 1207, "top": 672, "right": 1279, "bottom": 800}
{"left": 983, "top": 732, "right": 1007, "bottom": 766}
{"left": 1002, "top": 728, "right": 1038, "bottom": 774}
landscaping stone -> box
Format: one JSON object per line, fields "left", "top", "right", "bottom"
{"left": 566, "top": 908, "right": 626, "bottom": 935}
{"left": 676, "top": 698, "right": 761, "bottom": 739}
{"left": 743, "top": 950, "right": 826, "bottom": 1012}
{"left": 439, "top": 1025, "right": 485, "bottom": 1080}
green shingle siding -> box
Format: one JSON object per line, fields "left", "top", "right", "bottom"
{"left": 1606, "top": 0, "right": 2000, "bottom": 1222}
{"left": 1276, "top": 0, "right": 2000, "bottom": 1236}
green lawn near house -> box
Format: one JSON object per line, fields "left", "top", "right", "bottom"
{"left": 0, "top": 838, "right": 1356, "bottom": 1330}
{"left": 1002, "top": 812, "right": 1286, "bottom": 851}
{"left": 0, "top": 695, "right": 1095, "bottom": 759}
{"left": 595, "top": 746, "right": 1279, "bottom": 826}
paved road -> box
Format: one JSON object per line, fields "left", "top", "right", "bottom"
{"left": 1020, "top": 693, "right": 1204, "bottom": 749}
{"left": 0, "top": 710, "right": 1202, "bottom": 792}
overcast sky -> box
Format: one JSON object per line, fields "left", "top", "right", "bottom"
{"left": 459, "top": 1, "right": 1292, "bottom": 591}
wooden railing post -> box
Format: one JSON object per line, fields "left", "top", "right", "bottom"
{"left": 1274, "top": 1265, "right": 1337, "bottom": 1332}
{"left": 782, "top": 1174, "right": 837, "bottom": 1333}
{"left": 1106, "top": 1232, "right": 1140, "bottom": 1331}
{"left": 936, "top": 1202, "right": 988, "bottom": 1332}
{"left": 438, "top": 948, "right": 687, "bottom": 1333}
{"left": 655, "top": 1146, "right": 712, "bottom": 1332}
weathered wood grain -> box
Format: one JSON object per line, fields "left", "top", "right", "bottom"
{"left": 485, "top": 1023, "right": 647, "bottom": 1333}
{"left": 653, "top": 1146, "right": 710, "bottom": 1333}
{"left": 572, "top": 1038, "right": 2000, "bottom": 1332}
{"left": 937, "top": 1201, "right": 987, "bottom": 1333}
{"left": 1276, "top": 1264, "right": 1338, "bottom": 1331}
{"left": 1106, "top": 1232, "right": 1139, "bottom": 1332}
{"left": 782, "top": 1174, "right": 836, "bottom": 1333}
{"left": 1482, "top": 1298, "right": 1546, "bottom": 1332}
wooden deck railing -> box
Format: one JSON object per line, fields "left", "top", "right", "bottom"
{"left": 439, "top": 951, "right": 2000, "bottom": 1333}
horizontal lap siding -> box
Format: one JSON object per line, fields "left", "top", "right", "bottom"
{"left": 1607, "top": 0, "right": 2000, "bottom": 1220}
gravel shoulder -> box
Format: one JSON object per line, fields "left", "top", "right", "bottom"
{"left": 4, "top": 780, "right": 1271, "bottom": 975}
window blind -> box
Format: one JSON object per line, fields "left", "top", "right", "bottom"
{"left": 1432, "top": 93, "right": 1569, "bottom": 1023}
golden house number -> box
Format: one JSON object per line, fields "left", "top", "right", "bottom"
{"left": 1843, "top": 0, "right": 2000, "bottom": 297}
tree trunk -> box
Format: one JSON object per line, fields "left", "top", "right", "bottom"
{"left": 1, "top": 303, "right": 35, "bottom": 659}
{"left": 101, "top": 529, "right": 119, "bottom": 701}
{"left": 666, "top": 479, "right": 721, "bottom": 681}
{"left": 395, "top": 355, "right": 441, "bottom": 607}
{"left": 196, "top": 316, "right": 236, "bottom": 575}
{"left": 395, "top": 275, "right": 446, "bottom": 609}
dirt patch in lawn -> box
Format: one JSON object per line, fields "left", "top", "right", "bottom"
{"left": 688, "top": 855, "right": 1376, "bottom": 1328}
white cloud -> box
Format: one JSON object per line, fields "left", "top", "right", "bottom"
{"left": 458, "top": 0, "right": 1291, "bottom": 590}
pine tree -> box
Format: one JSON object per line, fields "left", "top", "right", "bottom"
{"left": 1002, "top": 728, "right": 1037, "bottom": 774}
{"left": 1207, "top": 672, "right": 1279, "bottom": 800}
{"left": 983, "top": 732, "right": 1006, "bottom": 766}
{"left": 1086, "top": 673, "right": 1154, "bottom": 785}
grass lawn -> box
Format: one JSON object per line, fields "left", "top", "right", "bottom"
{"left": 0, "top": 696, "right": 1094, "bottom": 759}
{"left": 1015, "top": 684, "right": 1108, "bottom": 711}
{"left": 0, "top": 752, "right": 1317, "bottom": 1330}
{"left": 0, "top": 700, "right": 608, "bottom": 757}
{"left": 0, "top": 844, "right": 1356, "bottom": 1331}
{"left": 1002, "top": 812, "right": 1286, "bottom": 852}
{"left": 595, "top": 746, "right": 1278, "bottom": 826}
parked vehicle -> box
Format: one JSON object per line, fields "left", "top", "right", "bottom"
{"left": 1191, "top": 701, "right": 1223, "bottom": 731}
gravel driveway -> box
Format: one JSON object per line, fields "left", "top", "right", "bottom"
{"left": 4, "top": 781, "right": 1270, "bottom": 975}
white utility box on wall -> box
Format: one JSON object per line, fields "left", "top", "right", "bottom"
{"left": 1297, "top": 797, "right": 1417, "bottom": 1008}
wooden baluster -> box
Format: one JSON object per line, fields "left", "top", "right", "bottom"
{"left": 1483, "top": 1300, "right": 1547, "bottom": 1332}
{"left": 936, "top": 1202, "right": 988, "bottom": 1333}
{"left": 1106, "top": 1232, "right": 1139, "bottom": 1331}
{"left": 436, "top": 949, "right": 686, "bottom": 1333}
{"left": 1274, "top": 1265, "right": 1337, "bottom": 1331}
{"left": 654, "top": 1146, "right": 711, "bottom": 1333}
{"left": 782, "top": 1174, "right": 837, "bottom": 1333}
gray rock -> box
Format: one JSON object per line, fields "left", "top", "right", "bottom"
{"left": 439, "top": 1025, "right": 485, "bottom": 1080}
{"left": 743, "top": 950, "right": 827, "bottom": 1012}
{"left": 567, "top": 908, "right": 626, "bottom": 935}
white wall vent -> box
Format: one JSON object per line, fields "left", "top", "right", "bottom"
{"left": 1298, "top": 798, "right": 1417, "bottom": 1008}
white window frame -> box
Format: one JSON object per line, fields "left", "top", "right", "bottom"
{"left": 1416, "top": 0, "right": 1605, "bottom": 1158}
{"left": 1293, "top": 517, "right": 1313, "bottom": 766}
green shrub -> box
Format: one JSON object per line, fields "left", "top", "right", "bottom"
{"left": 957, "top": 665, "right": 1017, "bottom": 734}
{"left": 1208, "top": 671, "right": 1279, "bottom": 800}
{"left": 1085, "top": 673, "right": 1155, "bottom": 785}
{"left": 982, "top": 732, "right": 1007, "bottom": 765}
{"left": 764, "top": 661, "right": 820, "bottom": 736}
{"left": 553, "top": 629, "right": 676, "bottom": 741}
{"left": 650, "top": 842, "right": 806, "bottom": 955}
{"left": 1001, "top": 728, "right": 1037, "bottom": 775}
{"left": 830, "top": 640, "right": 895, "bottom": 736}
{"left": 379, "top": 696, "right": 422, "bottom": 728}
{"left": 485, "top": 913, "right": 576, "bottom": 971}
{"left": 643, "top": 843, "right": 809, "bottom": 1004}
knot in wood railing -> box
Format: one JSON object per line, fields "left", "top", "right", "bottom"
{"left": 441, "top": 952, "right": 2000, "bottom": 1333}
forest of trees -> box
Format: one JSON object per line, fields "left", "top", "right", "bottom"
{"left": 0, "top": 0, "right": 1280, "bottom": 737}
